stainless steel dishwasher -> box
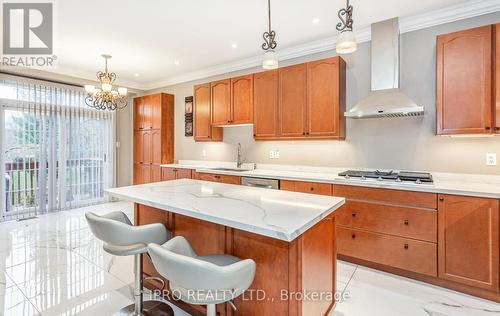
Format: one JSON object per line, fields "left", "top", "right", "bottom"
{"left": 241, "top": 177, "right": 279, "bottom": 190}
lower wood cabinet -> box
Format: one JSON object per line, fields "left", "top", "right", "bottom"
{"left": 438, "top": 194, "right": 499, "bottom": 291}
{"left": 337, "top": 226, "right": 437, "bottom": 277}
{"left": 161, "top": 167, "right": 193, "bottom": 181}
{"left": 280, "top": 180, "right": 332, "bottom": 196}
{"left": 195, "top": 172, "right": 241, "bottom": 185}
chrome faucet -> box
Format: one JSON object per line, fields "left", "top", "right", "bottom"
{"left": 237, "top": 143, "right": 242, "bottom": 169}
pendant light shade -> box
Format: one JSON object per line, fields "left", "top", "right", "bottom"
{"left": 262, "top": 50, "right": 278, "bottom": 69}
{"left": 336, "top": 30, "right": 357, "bottom": 54}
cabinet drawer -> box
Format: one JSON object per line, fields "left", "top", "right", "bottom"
{"left": 334, "top": 185, "right": 437, "bottom": 209}
{"left": 281, "top": 180, "right": 332, "bottom": 196}
{"left": 218, "top": 174, "right": 241, "bottom": 185}
{"left": 197, "top": 172, "right": 221, "bottom": 183}
{"left": 336, "top": 201, "right": 437, "bottom": 242}
{"left": 337, "top": 227, "right": 437, "bottom": 277}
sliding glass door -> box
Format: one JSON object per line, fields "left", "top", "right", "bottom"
{"left": 0, "top": 76, "right": 114, "bottom": 221}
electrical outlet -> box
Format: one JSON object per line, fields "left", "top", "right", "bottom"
{"left": 202, "top": 149, "right": 207, "bottom": 157}
{"left": 269, "top": 150, "right": 275, "bottom": 159}
{"left": 275, "top": 150, "right": 280, "bottom": 159}
{"left": 486, "top": 153, "right": 497, "bottom": 166}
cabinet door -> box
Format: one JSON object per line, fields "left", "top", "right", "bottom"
{"left": 253, "top": 70, "right": 279, "bottom": 138}
{"left": 151, "top": 130, "right": 162, "bottom": 165}
{"left": 175, "top": 169, "right": 192, "bottom": 179}
{"left": 231, "top": 74, "right": 253, "bottom": 124}
{"left": 280, "top": 180, "right": 332, "bottom": 196}
{"left": 133, "top": 97, "right": 143, "bottom": 130}
{"left": 151, "top": 93, "right": 162, "bottom": 130}
{"left": 133, "top": 131, "right": 142, "bottom": 163}
{"left": 142, "top": 95, "right": 153, "bottom": 130}
{"left": 133, "top": 163, "right": 142, "bottom": 184}
{"left": 307, "top": 57, "right": 340, "bottom": 137}
{"left": 436, "top": 25, "right": 493, "bottom": 135}
{"left": 438, "top": 194, "right": 499, "bottom": 291}
{"left": 218, "top": 175, "right": 241, "bottom": 185}
{"left": 211, "top": 79, "right": 231, "bottom": 125}
{"left": 141, "top": 131, "right": 152, "bottom": 164}
{"left": 162, "top": 168, "right": 177, "bottom": 181}
{"left": 134, "top": 163, "right": 150, "bottom": 184}
{"left": 194, "top": 84, "right": 223, "bottom": 141}
{"left": 197, "top": 172, "right": 220, "bottom": 183}
{"left": 150, "top": 165, "right": 162, "bottom": 183}
{"left": 279, "top": 64, "right": 307, "bottom": 137}
{"left": 495, "top": 23, "right": 500, "bottom": 134}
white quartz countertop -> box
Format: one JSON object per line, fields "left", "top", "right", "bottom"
{"left": 105, "top": 179, "right": 345, "bottom": 242}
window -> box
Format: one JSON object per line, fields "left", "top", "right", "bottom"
{"left": 0, "top": 76, "right": 114, "bottom": 221}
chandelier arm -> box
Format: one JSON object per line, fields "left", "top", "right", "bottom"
{"left": 336, "top": 0, "right": 354, "bottom": 32}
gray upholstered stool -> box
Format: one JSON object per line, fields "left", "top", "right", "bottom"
{"left": 148, "top": 236, "right": 256, "bottom": 316}
{"left": 85, "top": 211, "right": 174, "bottom": 316}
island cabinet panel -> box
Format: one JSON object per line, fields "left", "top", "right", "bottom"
{"left": 174, "top": 214, "right": 226, "bottom": 256}
{"left": 194, "top": 83, "right": 223, "bottom": 142}
{"left": 211, "top": 79, "right": 232, "bottom": 126}
{"left": 231, "top": 74, "right": 253, "bottom": 124}
{"left": 337, "top": 227, "right": 438, "bottom": 277}
{"left": 253, "top": 70, "right": 279, "bottom": 139}
{"left": 306, "top": 57, "right": 345, "bottom": 138}
{"left": 279, "top": 64, "right": 307, "bottom": 137}
{"left": 336, "top": 200, "right": 438, "bottom": 242}
{"left": 436, "top": 25, "right": 493, "bottom": 135}
{"left": 438, "top": 194, "right": 499, "bottom": 291}
{"left": 195, "top": 172, "right": 241, "bottom": 185}
{"left": 333, "top": 184, "right": 437, "bottom": 209}
{"left": 280, "top": 180, "right": 332, "bottom": 196}
{"left": 161, "top": 167, "right": 193, "bottom": 181}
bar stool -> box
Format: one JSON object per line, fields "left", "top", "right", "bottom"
{"left": 148, "top": 236, "right": 256, "bottom": 316}
{"left": 85, "top": 211, "right": 175, "bottom": 316}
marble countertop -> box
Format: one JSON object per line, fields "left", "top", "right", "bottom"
{"left": 105, "top": 179, "right": 345, "bottom": 242}
{"left": 160, "top": 161, "right": 500, "bottom": 199}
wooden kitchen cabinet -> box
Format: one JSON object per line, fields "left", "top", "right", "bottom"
{"left": 196, "top": 172, "right": 241, "bottom": 185}
{"left": 194, "top": 83, "right": 223, "bottom": 141}
{"left": 253, "top": 70, "right": 279, "bottom": 139}
{"left": 438, "top": 194, "right": 499, "bottom": 291}
{"left": 495, "top": 23, "right": 500, "bottom": 134}
{"left": 231, "top": 74, "right": 253, "bottom": 124}
{"left": 133, "top": 93, "right": 174, "bottom": 184}
{"left": 281, "top": 180, "right": 332, "bottom": 196}
{"left": 307, "top": 57, "right": 346, "bottom": 138}
{"left": 211, "top": 79, "right": 232, "bottom": 125}
{"left": 279, "top": 64, "right": 307, "bottom": 137}
{"left": 436, "top": 25, "right": 494, "bottom": 135}
{"left": 161, "top": 167, "right": 193, "bottom": 181}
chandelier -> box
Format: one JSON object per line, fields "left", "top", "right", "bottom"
{"left": 261, "top": 0, "right": 278, "bottom": 69}
{"left": 84, "top": 54, "right": 128, "bottom": 111}
{"left": 336, "top": 0, "right": 357, "bottom": 54}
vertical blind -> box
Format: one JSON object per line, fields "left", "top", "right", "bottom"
{"left": 0, "top": 75, "right": 115, "bottom": 221}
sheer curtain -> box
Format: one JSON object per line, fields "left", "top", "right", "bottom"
{"left": 0, "top": 74, "right": 115, "bottom": 221}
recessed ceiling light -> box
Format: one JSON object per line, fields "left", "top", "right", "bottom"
{"left": 231, "top": 43, "right": 238, "bottom": 48}
{"left": 312, "top": 18, "right": 320, "bottom": 25}
{"left": 134, "top": 73, "right": 140, "bottom": 77}
{"left": 174, "top": 60, "right": 180, "bottom": 65}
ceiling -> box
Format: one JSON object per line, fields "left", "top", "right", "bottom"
{"left": 29, "top": 0, "right": 498, "bottom": 90}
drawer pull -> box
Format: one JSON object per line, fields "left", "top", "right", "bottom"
{"left": 351, "top": 234, "right": 356, "bottom": 239}
{"left": 439, "top": 197, "right": 444, "bottom": 202}
{"left": 310, "top": 187, "right": 314, "bottom": 191}
{"left": 404, "top": 219, "right": 409, "bottom": 225}
{"left": 351, "top": 213, "right": 356, "bottom": 218}
{"left": 404, "top": 243, "right": 409, "bottom": 250}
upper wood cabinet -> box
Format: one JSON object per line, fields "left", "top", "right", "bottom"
{"left": 194, "top": 83, "right": 223, "bottom": 142}
{"left": 133, "top": 93, "right": 175, "bottom": 185}
{"left": 210, "top": 75, "right": 253, "bottom": 126}
{"left": 254, "top": 56, "right": 346, "bottom": 140}
{"left": 495, "top": 23, "right": 500, "bottom": 134}
{"left": 253, "top": 70, "right": 279, "bottom": 139}
{"left": 279, "top": 64, "right": 307, "bottom": 137}
{"left": 438, "top": 194, "right": 499, "bottom": 291}
{"left": 436, "top": 25, "right": 495, "bottom": 135}
{"left": 211, "top": 79, "right": 231, "bottom": 125}
{"left": 307, "top": 57, "right": 346, "bottom": 138}
{"left": 231, "top": 74, "right": 254, "bottom": 124}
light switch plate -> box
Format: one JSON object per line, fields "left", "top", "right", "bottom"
{"left": 275, "top": 150, "right": 280, "bottom": 159}
{"left": 486, "top": 153, "right": 497, "bottom": 166}
{"left": 269, "top": 150, "right": 275, "bottom": 159}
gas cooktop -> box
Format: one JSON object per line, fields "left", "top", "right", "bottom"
{"left": 338, "top": 170, "right": 433, "bottom": 184}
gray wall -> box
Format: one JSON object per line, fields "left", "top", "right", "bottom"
{"left": 144, "top": 12, "right": 500, "bottom": 175}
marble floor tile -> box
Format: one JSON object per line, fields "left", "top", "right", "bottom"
{"left": 337, "top": 260, "right": 357, "bottom": 294}
{"left": 332, "top": 265, "right": 500, "bottom": 316}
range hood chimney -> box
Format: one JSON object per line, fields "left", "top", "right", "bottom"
{"left": 345, "top": 18, "right": 423, "bottom": 118}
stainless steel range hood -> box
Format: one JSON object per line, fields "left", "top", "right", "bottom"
{"left": 345, "top": 18, "right": 423, "bottom": 118}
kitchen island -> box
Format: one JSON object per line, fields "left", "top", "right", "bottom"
{"left": 106, "top": 179, "right": 345, "bottom": 316}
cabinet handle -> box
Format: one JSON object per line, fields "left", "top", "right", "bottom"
{"left": 302, "top": 132, "right": 306, "bottom": 135}
{"left": 253, "top": 134, "right": 256, "bottom": 137}
{"left": 306, "top": 132, "right": 310, "bottom": 135}
{"left": 351, "top": 234, "right": 356, "bottom": 239}
{"left": 495, "top": 127, "right": 500, "bottom": 131}
{"left": 351, "top": 213, "right": 356, "bottom": 218}
{"left": 485, "top": 127, "right": 491, "bottom": 130}
{"left": 310, "top": 187, "right": 314, "bottom": 191}
{"left": 173, "top": 169, "right": 178, "bottom": 172}
{"left": 439, "top": 197, "right": 444, "bottom": 202}
{"left": 139, "top": 127, "right": 144, "bottom": 130}
{"left": 404, "top": 243, "right": 409, "bottom": 250}
{"left": 404, "top": 219, "right": 409, "bottom": 225}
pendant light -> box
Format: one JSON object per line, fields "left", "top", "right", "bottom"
{"left": 262, "top": 0, "right": 278, "bottom": 69}
{"left": 336, "top": 0, "right": 357, "bottom": 54}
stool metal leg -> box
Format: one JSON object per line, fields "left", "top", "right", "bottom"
{"left": 134, "top": 254, "right": 143, "bottom": 315}
{"left": 206, "top": 304, "right": 216, "bottom": 316}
